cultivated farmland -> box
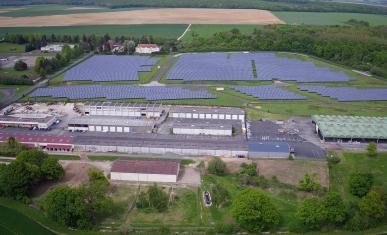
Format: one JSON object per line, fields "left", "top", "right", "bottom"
{"left": 0, "top": 8, "right": 284, "bottom": 27}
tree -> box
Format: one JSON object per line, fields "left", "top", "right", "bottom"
{"left": 359, "top": 190, "right": 385, "bottom": 220}
{"left": 349, "top": 173, "right": 373, "bottom": 197}
{"left": 41, "top": 157, "right": 64, "bottom": 180}
{"left": 0, "top": 161, "right": 39, "bottom": 199}
{"left": 367, "top": 142, "right": 377, "bottom": 158}
{"left": 16, "top": 149, "right": 48, "bottom": 167}
{"left": 297, "top": 173, "right": 321, "bottom": 192}
{"left": 321, "top": 192, "right": 347, "bottom": 225}
{"left": 207, "top": 158, "right": 226, "bottom": 175}
{"left": 297, "top": 197, "right": 325, "bottom": 230}
{"left": 231, "top": 188, "right": 280, "bottom": 232}
{"left": 14, "top": 60, "right": 27, "bottom": 71}
{"left": 147, "top": 184, "right": 168, "bottom": 212}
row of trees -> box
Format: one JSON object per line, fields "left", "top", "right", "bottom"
{"left": 4, "top": 0, "right": 386, "bottom": 14}
{"left": 0, "top": 149, "right": 64, "bottom": 201}
{"left": 181, "top": 24, "right": 387, "bottom": 78}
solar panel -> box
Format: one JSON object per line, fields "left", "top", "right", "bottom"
{"left": 232, "top": 85, "right": 307, "bottom": 100}
{"left": 31, "top": 85, "right": 215, "bottom": 101}
{"left": 166, "top": 52, "right": 355, "bottom": 82}
{"left": 299, "top": 85, "right": 387, "bottom": 101}
{"left": 63, "top": 55, "right": 159, "bottom": 82}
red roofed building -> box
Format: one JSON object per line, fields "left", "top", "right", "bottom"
{"left": 111, "top": 159, "right": 180, "bottom": 183}
{"left": 135, "top": 44, "right": 160, "bottom": 54}
{"left": 0, "top": 132, "right": 74, "bottom": 152}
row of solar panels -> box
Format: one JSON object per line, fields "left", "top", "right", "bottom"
{"left": 299, "top": 85, "right": 387, "bottom": 101}
{"left": 30, "top": 84, "right": 387, "bottom": 101}
{"left": 64, "top": 55, "right": 158, "bottom": 82}
{"left": 31, "top": 85, "right": 214, "bottom": 101}
{"left": 166, "top": 52, "right": 354, "bottom": 82}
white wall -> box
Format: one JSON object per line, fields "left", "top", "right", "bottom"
{"left": 111, "top": 172, "right": 177, "bottom": 182}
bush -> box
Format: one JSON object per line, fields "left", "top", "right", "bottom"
{"left": 256, "top": 175, "right": 270, "bottom": 189}
{"left": 136, "top": 192, "right": 149, "bottom": 209}
{"left": 231, "top": 188, "right": 280, "bottom": 232}
{"left": 147, "top": 184, "right": 168, "bottom": 212}
{"left": 14, "top": 60, "right": 27, "bottom": 71}
{"left": 211, "top": 182, "right": 230, "bottom": 207}
{"left": 367, "top": 142, "right": 377, "bottom": 158}
{"left": 41, "top": 157, "right": 64, "bottom": 180}
{"left": 215, "top": 223, "right": 239, "bottom": 234}
{"left": 297, "top": 173, "right": 321, "bottom": 192}
{"left": 207, "top": 158, "right": 226, "bottom": 175}
{"left": 349, "top": 173, "right": 373, "bottom": 197}
{"left": 239, "top": 162, "right": 257, "bottom": 176}
{"left": 297, "top": 197, "right": 325, "bottom": 230}
{"left": 327, "top": 152, "right": 341, "bottom": 166}
{"left": 359, "top": 190, "right": 385, "bottom": 220}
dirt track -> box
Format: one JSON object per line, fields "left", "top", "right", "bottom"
{"left": 0, "top": 8, "right": 284, "bottom": 27}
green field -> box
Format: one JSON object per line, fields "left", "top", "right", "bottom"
{"left": 330, "top": 152, "right": 387, "bottom": 201}
{"left": 0, "top": 42, "right": 25, "bottom": 54}
{"left": 273, "top": 12, "right": 387, "bottom": 25}
{"left": 0, "top": 24, "right": 188, "bottom": 38}
{"left": 0, "top": 5, "right": 131, "bottom": 17}
{"left": 182, "top": 24, "right": 262, "bottom": 42}
{"left": 48, "top": 154, "right": 80, "bottom": 160}
{"left": 0, "top": 205, "right": 54, "bottom": 235}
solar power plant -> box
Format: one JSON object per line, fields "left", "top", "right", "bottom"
{"left": 166, "top": 52, "right": 354, "bottom": 82}
{"left": 63, "top": 55, "right": 159, "bottom": 82}
{"left": 166, "top": 53, "right": 255, "bottom": 81}
{"left": 299, "top": 85, "right": 387, "bottom": 101}
{"left": 232, "top": 85, "right": 307, "bottom": 100}
{"left": 31, "top": 85, "right": 215, "bottom": 100}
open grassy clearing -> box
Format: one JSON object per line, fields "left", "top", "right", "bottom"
{"left": 0, "top": 42, "right": 25, "bottom": 54}
{"left": 330, "top": 152, "right": 387, "bottom": 201}
{"left": 0, "top": 24, "right": 188, "bottom": 38}
{"left": 48, "top": 154, "right": 80, "bottom": 160}
{"left": 273, "top": 11, "right": 387, "bottom": 26}
{"left": 181, "top": 24, "right": 263, "bottom": 42}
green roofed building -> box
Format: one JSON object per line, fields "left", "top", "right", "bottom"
{"left": 312, "top": 115, "right": 387, "bottom": 142}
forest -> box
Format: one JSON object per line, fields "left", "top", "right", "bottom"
{"left": 1, "top": 0, "right": 386, "bottom": 15}
{"left": 180, "top": 24, "right": 387, "bottom": 78}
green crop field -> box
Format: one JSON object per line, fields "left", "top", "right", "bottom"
{"left": 182, "top": 24, "right": 262, "bottom": 42}
{"left": 0, "top": 5, "right": 128, "bottom": 17}
{"left": 0, "top": 24, "right": 188, "bottom": 38}
{"left": 273, "top": 12, "right": 387, "bottom": 26}
{"left": 0, "top": 205, "right": 55, "bottom": 235}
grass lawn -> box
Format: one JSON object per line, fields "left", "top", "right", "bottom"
{"left": 0, "top": 67, "right": 37, "bottom": 78}
{"left": 0, "top": 205, "right": 55, "bottom": 235}
{"left": 273, "top": 12, "right": 387, "bottom": 26}
{"left": 0, "top": 24, "right": 188, "bottom": 39}
{"left": 181, "top": 24, "right": 262, "bottom": 42}
{"left": 48, "top": 154, "right": 80, "bottom": 160}
{"left": 330, "top": 152, "right": 387, "bottom": 201}
{"left": 0, "top": 43, "right": 25, "bottom": 54}
{"left": 88, "top": 155, "right": 120, "bottom": 161}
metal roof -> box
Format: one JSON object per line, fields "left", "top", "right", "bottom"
{"left": 69, "top": 116, "right": 155, "bottom": 127}
{"left": 170, "top": 105, "right": 244, "bottom": 115}
{"left": 173, "top": 119, "right": 233, "bottom": 130}
{"left": 312, "top": 115, "right": 387, "bottom": 139}
{"left": 248, "top": 141, "right": 290, "bottom": 153}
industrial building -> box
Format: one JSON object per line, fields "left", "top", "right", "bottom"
{"left": 135, "top": 44, "right": 161, "bottom": 54}
{"left": 172, "top": 119, "right": 233, "bottom": 136}
{"left": 312, "top": 115, "right": 387, "bottom": 143}
{"left": 78, "top": 102, "right": 164, "bottom": 118}
{"left": 248, "top": 142, "right": 290, "bottom": 159}
{"left": 0, "top": 115, "right": 56, "bottom": 130}
{"left": 169, "top": 106, "right": 245, "bottom": 121}
{"left": 68, "top": 116, "right": 156, "bottom": 133}
{"left": 110, "top": 159, "right": 180, "bottom": 183}
{"left": 0, "top": 132, "right": 74, "bottom": 151}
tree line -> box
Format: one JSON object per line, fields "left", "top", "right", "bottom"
{"left": 180, "top": 24, "right": 387, "bottom": 78}
{"left": 2, "top": 0, "right": 387, "bottom": 14}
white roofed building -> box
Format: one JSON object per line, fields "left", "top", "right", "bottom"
{"left": 135, "top": 44, "right": 161, "bottom": 54}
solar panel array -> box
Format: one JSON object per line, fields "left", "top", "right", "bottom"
{"left": 299, "top": 85, "right": 387, "bottom": 101}
{"left": 232, "top": 85, "right": 307, "bottom": 100}
{"left": 167, "top": 53, "right": 255, "bottom": 81}
{"left": 166, "top": 52, "right": 354, "bottom": 82}
{"left": 63, "top": 55, "right": 158, "bottom": 82}
{"left": 31, "top": 85, "right": 215, "bottom": 101}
